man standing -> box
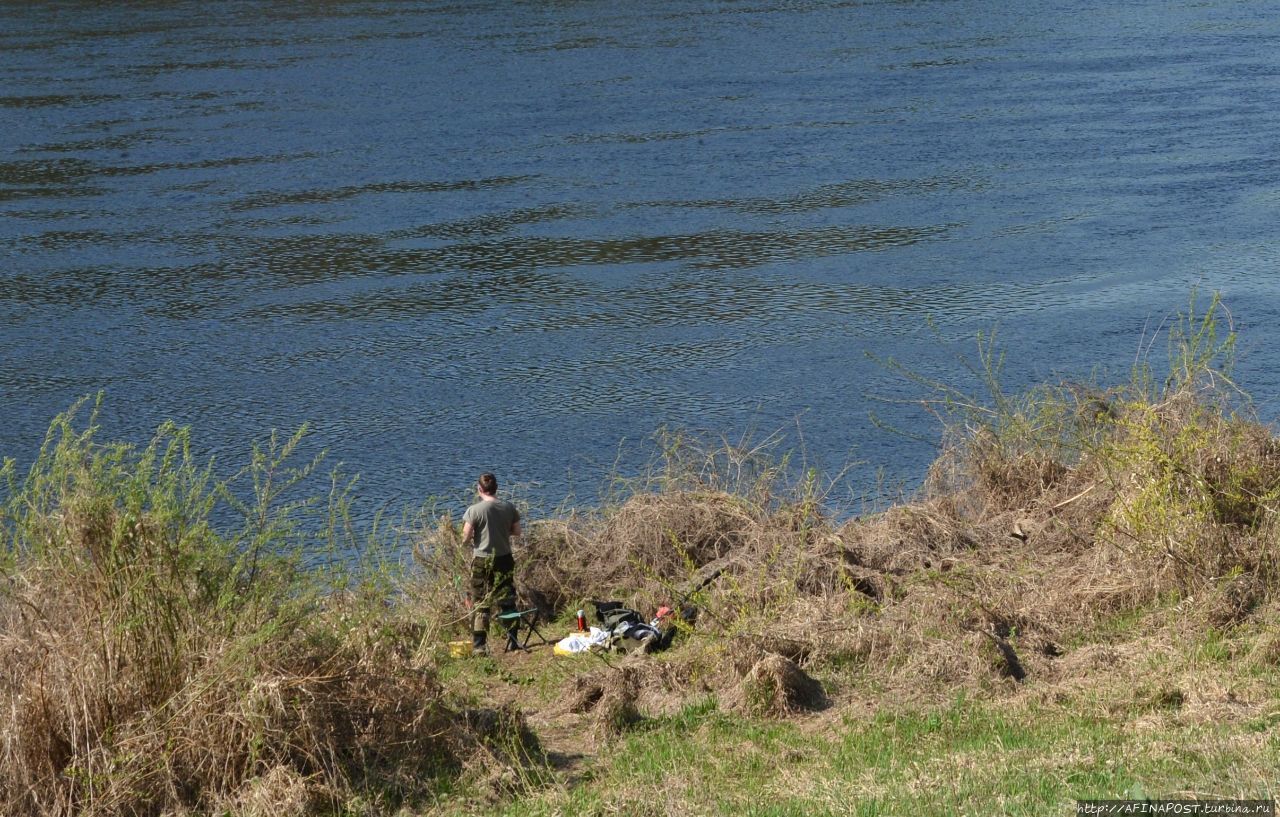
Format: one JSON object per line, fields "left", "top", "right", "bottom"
{"left": 462, "top": 472, "right": 521, "bottom": 655}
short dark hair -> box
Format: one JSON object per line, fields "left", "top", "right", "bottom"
{"left": 478, "top": 473, "right": 498, "bottom": 495}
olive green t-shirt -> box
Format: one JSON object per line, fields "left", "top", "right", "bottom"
{"left": 464, "top": 498, "right": 520, "bottom": 558}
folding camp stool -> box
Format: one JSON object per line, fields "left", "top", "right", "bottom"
{"left": 496, "top": 608, "right": 551, "bottom": 651}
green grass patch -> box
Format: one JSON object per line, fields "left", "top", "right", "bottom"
{"left": 490, "top": 693, "right": 1279, "bottom": 817}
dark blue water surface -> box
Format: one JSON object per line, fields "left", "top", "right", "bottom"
{"left": 3, "top": 0, "right": 1280, "bottom": 514}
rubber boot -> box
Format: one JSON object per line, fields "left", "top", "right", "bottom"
{"left": 472, "top": 630, "right": 489, "bottom": 657}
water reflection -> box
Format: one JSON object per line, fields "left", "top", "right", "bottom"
{"left": 525, "top": 35, "right": 625, "bottom": 52}
{"left": 393, "top": 204, "right": 590, "bottom": 241}
{"left": 883, "top": 56, "right": 992, "bottom": 70}
{"left": 0, "top": 153, "right": 311, "bottom": 201}
{"left": 641, "top": 175, "right": 981, "bottom": 214}
{"left": 18, "top": 129, "right": 173, "bottom": 154}
{"left": 231, "top": 177, "right": 536, "bottom": 211}
{"left": 0, "top": 159, "right": 104, "bottom": 200}
{"left": 218, "top": 221, "right": 953, "bottom": 295}
{"left": 233, "top": 265, "right": 1038, "bottom": 341}
{"left": 0, "top": 94, "right": 124, "bottom": 108}
{"left": 566, "top": 127, "right": 761, "bottom": 145}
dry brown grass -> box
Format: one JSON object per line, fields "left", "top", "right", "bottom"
{"left": 725, "top": 653, "right": 827, "bottom": 718}
{"left": 0, "top": 414, "right": 543, "bottom": 817}
{"left": 420, "top": 391, "right": 1278, "bottom": 717}
{"left": 0, "top": 525, "right": 483, "bottom": 816}
{"left": 400, "top": 299, "right": 1280, "bottom": 722}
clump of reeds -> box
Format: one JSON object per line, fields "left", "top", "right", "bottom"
{"left": 0, "top": 401, "right": 520, "bottom": 816}
{"left": 818, "top": 295, "right": 1280, "bottom": 692}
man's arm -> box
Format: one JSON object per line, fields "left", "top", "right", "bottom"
{"left": 461, "top": 520, "right": 475, "bottom": 545}
{"left": 510, "top": 519, "right": 522, "bottom": 538}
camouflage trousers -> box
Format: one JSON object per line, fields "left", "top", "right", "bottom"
{"left": 470, "top": 553, "right": 517, "bottom": 637}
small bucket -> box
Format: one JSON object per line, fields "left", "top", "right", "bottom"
{"left": 447, "top": 640, "right": 473, "bottom": 658}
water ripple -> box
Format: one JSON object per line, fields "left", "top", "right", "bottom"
{"left": 390, "top": 204, "right": 591, "bottom": 241}
{"left": 0, "top": 153, "right": 315, "bottom": 201}
{"left": 230, "top": 176, "right": 538, "bottom": 211}
{"left": 640, "top": 176, "right": 982, "bottom": 215}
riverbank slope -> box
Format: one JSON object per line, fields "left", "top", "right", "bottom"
{"left": 3, "top": 303, "right": 1278, "bottom": 815}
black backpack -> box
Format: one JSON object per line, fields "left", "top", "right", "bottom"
{"left": 592, "top": 600, "right": 643, "bottom": 633}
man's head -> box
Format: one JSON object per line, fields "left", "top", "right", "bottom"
{"left": 477, "top": 472, "right": 498, "bottom": 497}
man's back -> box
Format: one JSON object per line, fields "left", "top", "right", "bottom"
{"left": 464, "top": 498, "right": 519, "bottom": 557}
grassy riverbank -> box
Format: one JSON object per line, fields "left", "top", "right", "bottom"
{"left": 3, "top": 299, "right": 1279, "bottom": 815}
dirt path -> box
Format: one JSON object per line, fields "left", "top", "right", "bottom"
{"left": 472, "top": 644, "right": 599, "bottom": 785}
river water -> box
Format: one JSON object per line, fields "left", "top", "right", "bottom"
{"left": 4, "top": 0, "right": 1280, "bottom": 513}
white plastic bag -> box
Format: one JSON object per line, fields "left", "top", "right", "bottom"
{"left": 553, "top": 626, "right": 609, "bottom": 656}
